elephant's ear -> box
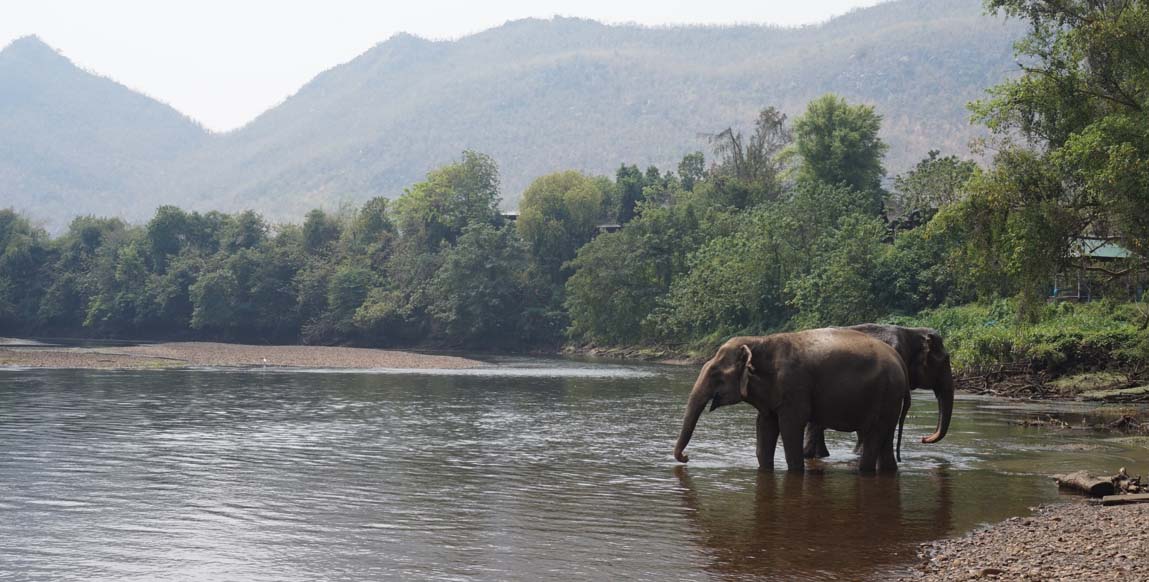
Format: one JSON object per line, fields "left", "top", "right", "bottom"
{"left": 909, "top": 331, "right": 933, "bottom": 385}
{"left": 738, "top": 344, "right": 755, "bottom": 399}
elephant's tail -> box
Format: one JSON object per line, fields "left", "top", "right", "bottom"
{"left": 896, "top": 390, "right": 911, "bottom": 462}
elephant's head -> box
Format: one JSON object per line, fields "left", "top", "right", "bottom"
{"left": 910, "top": 329, "right": 954, "bottom": 444}
{"left": 673, "top": 340, "right": 756, "bottom": 463}
{"left": 848, "top": 324, "right": 955, "bottom": 444}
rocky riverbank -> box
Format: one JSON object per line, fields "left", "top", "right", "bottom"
{"left": 0, "top": 341, "right": 486, "bottom": 370}
{"left": 888, "top": 501, "right": 1147, "bottom": 581}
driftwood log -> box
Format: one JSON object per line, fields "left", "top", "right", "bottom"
{"left": 1054, "top": 471, "right": 1116, "bottom": 497}
{"left": 1101, "top": 493, "right": 1149, "bottom": 506}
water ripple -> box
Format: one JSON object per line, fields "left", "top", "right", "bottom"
{"left": 2, "top": 368, "right": 1148, "bottom": 581}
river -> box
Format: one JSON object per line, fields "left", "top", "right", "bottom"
{"left": 2, "top": 359, "right": 1147, "bottom": 581}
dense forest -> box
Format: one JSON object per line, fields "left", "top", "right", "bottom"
{"left": 1, "top": 0, "right": 1023, "bottom": 230}
{"left": 1, "top": 0, "right": 1147, "bottom": 380}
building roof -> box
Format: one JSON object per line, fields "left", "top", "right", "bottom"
{"left": 1072, "top": 237, "right": 1133, "bottom": 260}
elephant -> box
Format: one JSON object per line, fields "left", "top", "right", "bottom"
{"left": 802, "top": 324, "right": 954, "bottom": 460}
{"left": 673, "top": 328, "right": 910, "bottom": 473}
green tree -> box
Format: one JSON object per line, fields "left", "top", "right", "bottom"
{"left": 968, "top": 0, "right": 1149, "bottom": 307}
{"left": 787, "top": 215, "right": 889, "bottom": 327}
{"left": 0, "top": 210, "right": 52, "bottom": 328}
{"left": 615, "top": 164, "right": 645, "bottom": 224}
{"left": 516, "top": 171, "right": 608, "bottom": 282}
{"left": 342, "top": 197, "right": 396, "bottom": 268}
{"left": 426, "top": 224, "right": 532, "bottom": 346}
{"left": 892, "top": 150, "right": 977, "bottom": 214}
{"left": 302, "top": 209, "right": 342, "bottom": 255}
{"left": 709, "top": 106, "right": 791, "bottom": 205}
{"left": 792, "top": 94, "right": 888, "bottom": 215}
{"left": 565, "top": 230, "right": 656, "bottom": 344}
{"left": 677, "top": 151, "right": 706, "bottom": 192}
{"left": 393, "top": 151, "right": 502, "bottom": 251}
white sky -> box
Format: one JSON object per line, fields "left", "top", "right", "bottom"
{"left": 1, "top": 0, "right": 886, "bottom": 132}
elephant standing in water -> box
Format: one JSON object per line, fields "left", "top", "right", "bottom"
{"left": 673, "top": 329, "right": 909, "bottom": 473}
{"left": 803, "top": 324, "right": 955, "bottom": 460}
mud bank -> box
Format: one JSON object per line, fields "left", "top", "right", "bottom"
{"left": 0, "top": 341, "right": 486, "bottom": 370}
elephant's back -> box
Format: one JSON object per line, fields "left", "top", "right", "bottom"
{"left": 794, "top": 329, "right": 907, "bottom": 432}
{"left": 786, "top": 328, "right": 903, "bottom": 370}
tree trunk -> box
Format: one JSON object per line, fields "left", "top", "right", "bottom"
{"left": 1054, "top": 471, "right": 1115, "bottom": 497}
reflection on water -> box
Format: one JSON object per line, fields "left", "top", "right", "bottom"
{"left": 1, "top": 366, "right": 1147, "bottom": 581}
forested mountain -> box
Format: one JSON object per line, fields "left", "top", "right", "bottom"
{"left": 0, "top": 36, "right": 207, "bottom": 227}
{"left": 3, "top": 0, "right": 1024, "bottom": 229}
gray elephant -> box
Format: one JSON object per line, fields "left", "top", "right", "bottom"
{"left": 803, "top": 324, "right": 955, "bottom": 459}
{"left": 673, "top": 328, "right": 910, "bottom": 473}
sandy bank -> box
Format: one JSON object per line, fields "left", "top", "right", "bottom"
{"left": 889, "top": 501, "right": 1148, "bottom": 581}
{"left": 0, "top": 341, "right": 486, "bottom": 370}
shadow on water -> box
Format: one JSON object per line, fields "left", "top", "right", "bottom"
{"left": 673, "top": 466, "right": 956, "bottom": 580}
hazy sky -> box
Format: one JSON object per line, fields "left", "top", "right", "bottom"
{"left": 1, "top": 0, "right": 886, "bottom": 132}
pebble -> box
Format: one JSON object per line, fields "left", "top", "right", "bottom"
{"left": 883, "top": 502, "right": 1148, "bottom": 581}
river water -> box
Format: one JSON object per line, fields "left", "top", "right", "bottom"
{"left": 2, "top": 359, "right": 1147, "bottom": 581}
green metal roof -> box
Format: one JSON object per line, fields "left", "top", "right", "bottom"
{"left": 1072, "top": 237, "right": 1133, "bottom": 259}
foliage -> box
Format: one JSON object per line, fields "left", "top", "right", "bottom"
{"left": 516, "top": 171, "right": 608, "bottom": 282}
{"left": 791, "top": 94, "right": 889, "bottom": 215}
{"left": 892, "top": 150, "right": 977, "bottom": 214}
{"left": 787, "top": 215, "right": 889, "bottom": 328}
{"left": 891, "top": 299, "right": 1148, "bottom": 374}
{"left": 393, "top": 151, "right": 502, "bottom": 252}
{"left": 427, "top": 224, "right": 538, "bottom": 347}
{"left": 708, "top": 107, "right": 791, "bottom": 205}
{"left": 969, "top": 0, "right": 1149, "bottom": 312}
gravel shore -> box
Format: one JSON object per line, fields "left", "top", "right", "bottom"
{"left": 0, "top": 341, "right": 486, "bottom": 370}
{"left": 888, "top": 501, "right": 1148, "bottom": 581}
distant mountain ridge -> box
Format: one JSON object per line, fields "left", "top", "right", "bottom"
{"left": 1, "top": 0, "right": 1025, "bottom": 230}
{"left": 0, "top": 36, "right": 207, "bottom": 227}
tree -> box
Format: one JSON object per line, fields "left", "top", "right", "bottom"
{"left": 516, "top": 171, "right": 608, "bottom": 282}
{"left": 0, "top": 210, "right": 52, "bottom": 328}
{"left": 302, "top": 209, "right": 342, "bottom": 254}
{"left": 892, "top": 150, "right": 977, "bottom": 214}
{"left": 426, "top": 224, "right": 532, "bottom": 346}
{"left": 615, "top": 164, "right": 645, "bottom": 224}
{"left": 791, "top": 94, "right": 888, "bottom": 215}
{"left": 393, "top": 151, "right": 502, "bottom": 251}
{"left": 564, "top": 191, "right": 707, "bottom": 344}
{"left": 709, "top": 106, "right": 791, "bottom": 205}
{"left": 677, "top": 151, "right": 706, "bottom": 192}
{"left": 342, "top": 197, "right": 396, "bottom": 268}
{"left": 968, "top": 0, "right": 1149, "bottom": 307}
{"left": 565, "top": 230, "right": 655, "bottom": 344}
{"left": 787, "top": 215, "right": 889, "bottom": 327}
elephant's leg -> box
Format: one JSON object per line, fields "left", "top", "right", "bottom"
{"left": 857, "top": 432, "right": 882, "bottom": 474}
{"left": 877, "top": 432, "right": 898, "bottom": 473}
{"left": 779, "top": 414, "right": 808, "bottom": 473}
{"left": 854, "top": 434, "right": 864, "bottom": 454}
{"left": 803, "top": 423, "right": 831, "bottom": 459}
{"left": 757, "top": 411, "right": 780, "bottom": 470}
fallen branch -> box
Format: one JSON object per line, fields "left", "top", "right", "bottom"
{"left": 1053, "top": 471, "right": 1116, "bottom": 497}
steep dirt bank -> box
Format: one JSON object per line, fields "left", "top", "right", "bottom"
{"left": 0, "top": 341, "right": 486, "bottom": 370}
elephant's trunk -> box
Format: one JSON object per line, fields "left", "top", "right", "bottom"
{"left": 674, "top": 364, "right": 714, "bottom": 463}
{"left": 921, "top": 362, "right": 954, "bottom": 444}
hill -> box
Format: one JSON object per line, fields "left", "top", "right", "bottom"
{"left": 0, "top": 36, "right": 207, "bottom": 228}
{"left": 2, "top": 0, "right": 1025, "bottom": 228}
